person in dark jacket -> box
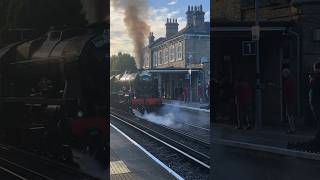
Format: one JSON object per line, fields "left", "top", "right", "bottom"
{"left": 309, "top": 61, "right": 320, "bottom": 143}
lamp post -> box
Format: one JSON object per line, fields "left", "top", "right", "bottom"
{"left": 188, "top": 54, "right": 193, "bottom": 102}
{"left": 255, "top": 0, "right": 262, "bottom": 129}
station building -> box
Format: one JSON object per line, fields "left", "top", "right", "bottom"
{"left": 142, "top": 5, "right": 210, "bottom": 102}
{"left": 213, "top": 0, "right": 320, "bottom": 126}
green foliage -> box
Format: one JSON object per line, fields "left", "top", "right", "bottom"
{"left": 110, "top": 52, "right": 137, "bottom": 75}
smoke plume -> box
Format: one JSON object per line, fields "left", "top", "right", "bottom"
{"left": 111, "top": 0, "right": 150, "bottom": 69}
{"left": 81, "top": 0, "right": 108, "bottom": 24}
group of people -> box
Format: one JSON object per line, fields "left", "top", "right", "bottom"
{"left": 232, "top": 61, "right": 320, "bottom": 142}
{"left": 215, "top": 60, "right": 320, "bottom": 141}
{"left": 173, "top": 82, "right": 210, "bottom": 103}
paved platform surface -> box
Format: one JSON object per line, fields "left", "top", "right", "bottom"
{"left": 110, "top": 125, "right": 177, "bottom": 180}
{"left": 212, "top": 125, "right": 320, "bottom": 179}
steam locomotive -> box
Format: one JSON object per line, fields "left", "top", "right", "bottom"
{"left": 0, "top": 23, "right": 108, "bottom": 162}
{"left": 110, "top": 71, "right": 162, "bottom": 114}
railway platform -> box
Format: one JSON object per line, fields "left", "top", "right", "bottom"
{"left": 110, "top": 123, "right": 178, "bottom": 180}
{"left": 212, "top": 125, "right": 320, "bottom": 180}
{"left": 162, "top": 99, "right": 210, "bottom": 113}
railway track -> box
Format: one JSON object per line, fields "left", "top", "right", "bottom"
{"left": 110, "top": 111, "right": 210, "bottom": 170}
{"left": 111, "top": 107, "right": 210, "bottom": 143}
{"left": 0, "top": 144, "right": 99, "bottom": 180}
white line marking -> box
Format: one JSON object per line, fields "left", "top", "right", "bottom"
{"left": 0, "top": 166, "right": 28, "bottom": 180}
{"left": 29, "top": 127, "right": 45, "bottom": 130}
{"left": 110, "top": 122, "right": 185, "bottom": 180}
{"left": 213, "top": 138, "right": 320, "bottom": 160}
{"left": 163, "top": 103, "right": 210, "bottom": 113}
{"left": 111, "top": 114, "right": 210, "bottom": 169}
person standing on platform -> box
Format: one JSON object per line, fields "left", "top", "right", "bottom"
{"left": 234, "top": 77, "right": 253, "bottom": 130}
{"left": 198, "top": 83, "right": 203, "bottom": 103}
{"left": 282, "top": 68, "right": 297, "bottom": 134}
{"left": 309, "top": 61, "right": 320, "bottom": 144}
{"left": 183, "top": 84, "right": 188, "bottom": 103}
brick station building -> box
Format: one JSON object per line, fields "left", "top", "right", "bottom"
{"left": 142, "top": 5, "right": 210, "bottom": 102}
{"left": 213, "top": 0, "right": 320, "bottom": 127}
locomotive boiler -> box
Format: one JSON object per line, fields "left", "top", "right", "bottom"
{"left": 110, "top": 71, "right": 162, "bottom": 114}
{"left": 0, "top": 23, "right": 108, "bottom": 162}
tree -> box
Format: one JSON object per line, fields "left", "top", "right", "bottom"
{"left": 110, "top": 52, "right": 137, "bottom": 75}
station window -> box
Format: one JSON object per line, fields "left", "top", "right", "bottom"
{"left": 169, "top": 45, "right": 175, "bottom": 62}
{"left": 159, "top": 50, "right": 163, "bottom": 65}
{"left": 153, "top": 52, "right": 157, "bottom": 67}
{"left": 165, "top": 48, "right": 169, "bottom": 63}
{"left": 177, "top": 42, "right": 183, "bottom": 60}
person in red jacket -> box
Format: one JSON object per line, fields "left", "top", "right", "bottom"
{"left": 282, "top": 68, "right": 297, "bottom": 134}
{"left": 183, "top": 84, "right": 188, "bottom": 103}
{"left": 234, "top": 77, "right": 253, "bottom": 130}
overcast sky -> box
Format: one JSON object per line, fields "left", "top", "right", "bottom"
{"left": 110, "top": 0, "right": 210, "bottom": 56}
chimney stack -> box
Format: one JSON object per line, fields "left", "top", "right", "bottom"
{"left": 165, "top": 18, "right": 179, "bottom": 38}
{"left": 186, "top": 6, "right": 193, "bottom": 27}
{"left": 186, "top": 5, "right": 205, "bottom": 28}
{"left": 148, "top": 32, "right": 154, "bottom": 45}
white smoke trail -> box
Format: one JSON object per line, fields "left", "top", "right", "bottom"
{"left": 134, "top": 109, "right": 177, "bottom": 127}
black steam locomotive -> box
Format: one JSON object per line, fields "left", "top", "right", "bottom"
{"left": 0, "top": 23, "right": 108, "bottom": 162}
{"left": 110, "top": 71, "right": 162, "bottom": 114}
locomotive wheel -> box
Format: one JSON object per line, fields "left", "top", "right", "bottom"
{"left": 85, "top": 128, "right": 103, "bottom": 156}
{"left": 136, "top": 105, "right": 146, "bottom": 115}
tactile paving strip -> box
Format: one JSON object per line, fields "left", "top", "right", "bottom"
{"left": 110, "top": 160, "right": 131, "bottom": 175}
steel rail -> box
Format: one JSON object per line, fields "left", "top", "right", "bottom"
{"left": 110, "top": 108, "right": 210, "bottom": 145}
{"left": 110, "top": 113, "right": 210, "bottom": 169}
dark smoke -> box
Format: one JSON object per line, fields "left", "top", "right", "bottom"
{"left": 81, "top": 0, "right": 108, "bottom": 24}
{"left": 111, "top": 0, "right": 150, "bottom": 69}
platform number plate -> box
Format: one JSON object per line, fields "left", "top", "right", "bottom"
{"left": 242, "top": 41, "right": 256, "bottom": 56}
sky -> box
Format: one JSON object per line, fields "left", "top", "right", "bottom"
{"left": 110, "top": 0, "right": 210, "bottom": 56}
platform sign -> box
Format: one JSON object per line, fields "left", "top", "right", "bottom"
{"left": 242, "top": 41, "right": 257, "bottom": 56}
